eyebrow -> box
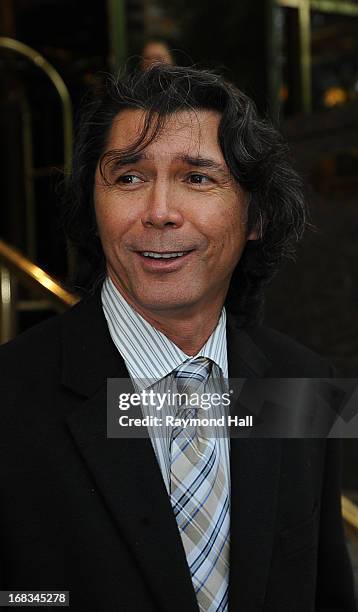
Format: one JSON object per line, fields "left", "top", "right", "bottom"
{"left": 178, "top": 154, "right": 228, "bottom": 175}
{"left": 102, "top": 152, "right": 144, "bottom": 172}
{"left": 101, "top": 151, "right": 229, "bottom": 176}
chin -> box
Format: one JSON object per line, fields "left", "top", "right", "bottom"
{"left": 135, "top": 292, "right": 196, "bottom": 313}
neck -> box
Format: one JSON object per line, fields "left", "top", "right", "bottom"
{"left": 110, "top": 280, "right": 224, "bottom": 356}
{"left": 142, "top": 307, "right": 223, "bottom": 356}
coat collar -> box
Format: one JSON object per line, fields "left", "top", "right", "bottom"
{"left": 60, "top": 296, "right": 272, "bottom": 397}
{"left": 61, "top": 293, "right": 280, "bottom": 612}
{"left": 60, "top": 290, "right": 128, "bottom": 397}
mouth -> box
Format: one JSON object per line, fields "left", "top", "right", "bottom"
{"left": 135, "top": 249, "right": 194, "bottom": 270}
{"left": 140, "top": 250, "right": 192, "bottom": 259}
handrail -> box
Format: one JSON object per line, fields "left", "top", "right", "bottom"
{"left": 0, "top": 37, "right": 73, "bottom": 174}
{"left": 0, "top": 239, "right": 78, "bottom": 310}
{"left": 342, "top": 494, "right": 358, "bottom": 531}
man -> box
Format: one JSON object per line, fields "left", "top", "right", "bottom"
{"left": 0, "top": 65, "right": 356, "bottom": 612}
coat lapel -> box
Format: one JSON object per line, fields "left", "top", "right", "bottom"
{"left": 61, "top": 293, "right": 199, "bottom": 612}
{"left": 227, "top": 315, "right": 282, "bottom": 612}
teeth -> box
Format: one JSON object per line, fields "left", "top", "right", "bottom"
{"left": 142, "top": 251, "right": 186, "bottom": 259}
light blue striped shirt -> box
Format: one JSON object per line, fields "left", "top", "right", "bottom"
{"left": 101, "top": 276, "right": 231, "bottom": 495}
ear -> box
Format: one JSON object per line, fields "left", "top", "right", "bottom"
{"left": 247, "top": 211, "right": 264, "bottom": 241}
{"left": 247, "top": 227, "right": 259, "bottom": 241}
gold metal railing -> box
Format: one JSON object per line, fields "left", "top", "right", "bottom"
{"left": 0, "top": 37, "right": 73, "bottom": 175}
{"left": 0, "top": 37, "right": 73, "bottom": 264}
{"left": 342, "top": 495, "right": 358, "bottom": 531}
{"left": 0, "top": 239, "right": 78, "bottom": 344}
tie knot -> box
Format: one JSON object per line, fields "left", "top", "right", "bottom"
{"left": 174, "top": 356, "right": 212, "bottom": 396}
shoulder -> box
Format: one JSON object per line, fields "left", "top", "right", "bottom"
{"left": 245, "top": 324, "right": 333, "bottom": 377}
{"left": 0, "top": 297, "right": 89, "bottom": 380}
{"left": 0, "top": 314, "right": 62, "bottom": 376}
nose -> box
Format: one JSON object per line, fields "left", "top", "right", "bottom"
{"left": 141, "top": 181, "right": 184, "bottom": 229}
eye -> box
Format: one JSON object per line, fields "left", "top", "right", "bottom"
{"left": 187, "top": 173, "right": 212, "bottom": 185}
{"left": 116, "top": 174, "right": 143, "bottom": 185}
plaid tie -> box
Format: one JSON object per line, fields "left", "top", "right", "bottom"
{"left": 170, "top": 357, "right": 230, "bottom": 612}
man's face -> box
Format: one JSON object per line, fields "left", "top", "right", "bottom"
{"left": 94, "top": 109, "right": 256, "bottom": 319}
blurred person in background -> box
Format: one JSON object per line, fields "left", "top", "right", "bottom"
{"left": 140, "top": 37, "right": 175, "bottom": 70}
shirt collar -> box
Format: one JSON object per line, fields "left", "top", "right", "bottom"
{"left": 101, "top": 276, "right": 228, "bottom": 383}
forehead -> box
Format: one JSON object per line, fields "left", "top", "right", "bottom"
{"left": 104, "top": 109, "right": 224, "bottom": 160}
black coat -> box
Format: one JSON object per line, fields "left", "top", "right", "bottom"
{"left": 0, "top": 292, "right": 356, "bottom": 611}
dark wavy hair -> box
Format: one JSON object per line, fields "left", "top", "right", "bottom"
{"left": 63, "top": 64, "right": 306, "bottom": 326}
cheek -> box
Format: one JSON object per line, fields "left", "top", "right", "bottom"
{"left": 212, "top": 206, "right": 247, "bottom": 251}
{"left": 96, "top": 208, "right": 113, "bottom": 236}
{"left": 95, "top": 197, "right": 135, "bottom": 244}
{"left": 94, "top": 191, "right": 111, "bottom": 233}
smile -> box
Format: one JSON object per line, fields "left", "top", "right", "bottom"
{"left": 141, "top": 251, "right": 187, "bottom": 259}
{"left": 136, "top": 249, "right": 194, "bottom": 270}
